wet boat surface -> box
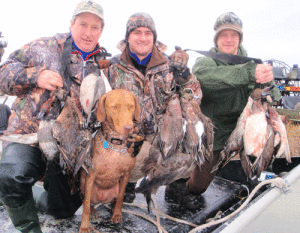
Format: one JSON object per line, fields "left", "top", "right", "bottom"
{"left": 0, "top": 146, "right": 299, "bottom": 233}
{"left": 0, "top": 176, "right": 246, "bottom": 233}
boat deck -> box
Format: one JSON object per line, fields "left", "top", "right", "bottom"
{"left": 0, "top": 176, "right": 247, "bottom": 233}
{"left": 1, "top": 140, "right": 299, "bottom": 233}
{"left": 215, "top": 163, "right": 300, "bottom": 233}
{"left": 241, "top": 175, "right": 300, "bottom": 233}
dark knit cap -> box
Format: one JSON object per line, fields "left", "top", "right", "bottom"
{"left": 125, "top": 12, "right": 157, "bottom": 43}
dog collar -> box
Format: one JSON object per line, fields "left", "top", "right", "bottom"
{"left": 110, "top": 137, "right": 124, "bottom": 145}
{"left": 98, "top": 131, "right": 128, "bottom": 154}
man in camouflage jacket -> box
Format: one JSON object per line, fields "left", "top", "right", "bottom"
{"left": 0, "top": 1, "right": 108, "bottom": 232}
{"left": 104, "top": 12, "right": 203, "bottom": 210}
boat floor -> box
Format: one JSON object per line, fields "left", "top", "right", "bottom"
{"left": 0, "top": 177, "right": 247, "bottom": 233}
{"left": 1, "top": 157, "right": 298, "bottom": 233}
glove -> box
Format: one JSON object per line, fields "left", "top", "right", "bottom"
{"left": 169, "top": 47, "right": 190, "bottom": 79}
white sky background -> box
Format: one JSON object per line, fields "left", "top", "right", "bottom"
{"left": 1, "top": 0, "right": 299, "bottom": 70}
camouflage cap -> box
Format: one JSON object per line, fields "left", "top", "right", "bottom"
{"left": 125, "top": 12, "right": 157, "bottom": 43}
{"left": 73, "top": 1, "right": 104, "bottom": 22}
{"left": 213, "top": 12, "right": 243, "bottom": 46}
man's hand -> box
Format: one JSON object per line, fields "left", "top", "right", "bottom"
{"left": 170, "top": 48, "right": 190, "bottom": 79}
{"left": 37, "top": 70, "right": 63, "bottom": 91}
{"left": 170, "top": 49, "right": 189, "bottom": 71}
{"left": 255, "top": 64, "right": 273, "bottom": 84}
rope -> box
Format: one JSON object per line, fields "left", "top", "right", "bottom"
{"left": 96, "top": 177, "right": 288, "bottom": 233}
{"left": 189, "top": 177, "right": 289, "bottom": 233}
{"left": 124, "top": 200, "right": 198, "bottom": 228}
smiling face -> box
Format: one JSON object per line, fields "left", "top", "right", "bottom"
{"left": 217, "top": 29, "right": 240, "bottom": 55}
{"left": 70, "top": 12, "right": 103, "bottom": 52}
{"left": 127, "top": 27, "right": 154, "bottom": 61}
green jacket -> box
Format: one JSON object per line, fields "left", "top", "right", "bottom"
{"left": 192, "top": 46, "right": 281, "bottom": 151}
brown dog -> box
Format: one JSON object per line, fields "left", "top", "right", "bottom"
{"left": 79, "top": 89, "right": 140, "bottom": 233}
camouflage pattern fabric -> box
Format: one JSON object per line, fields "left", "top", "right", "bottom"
{"left": 213, "top": 12, "right": 243, "bottom": 31}
{"left": 0, "top": 33, "right": 106, "bottom": 137}
{"left": 169, "top": 49, "right": 189, "bottom": 72}
{"left": 104, "top": 40, "right": 202, "bottom": 138}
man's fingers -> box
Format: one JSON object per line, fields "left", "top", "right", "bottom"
{"left": 37, "top": 70, "right": 63, "bottom": 90}
{"left": 48, "top": 75, "right": 63, "bottom": 88}
{"left": 45, "top": 84, "right": 57, "bottom": 91}
{"left": 255, "top": 64, "right": 274, "bottom": 84}
{"left": 48, "top": 72, "right": 63, "bottom": 87}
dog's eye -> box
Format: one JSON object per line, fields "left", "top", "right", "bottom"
{"left": 128, "top": 105, "right": 134, "bottom": 110}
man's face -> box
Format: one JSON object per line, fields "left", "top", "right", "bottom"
{"left": 128, "top": 27, "right": 154, "bottom": 60}
{"left": 70, "top": 13, "right": 103, "bottom": 52}
{"left": 217, "top": 29, "right": 240, "bottom": 55}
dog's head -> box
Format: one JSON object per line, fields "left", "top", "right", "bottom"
{"left": 96, "top": 89, "right": 140, "bottom": 136}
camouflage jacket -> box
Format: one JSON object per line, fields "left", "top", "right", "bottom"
{"left": 0, "top": 32, "right": 107, "bottom": 136}
{"left": 104, "top": 40, "right": 202, "bottom": 136}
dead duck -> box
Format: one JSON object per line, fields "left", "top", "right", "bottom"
{"left": 136, "top": 146, "right": 197, "bottom": 212}
{"left": 80, "top": 72, "right": 111, "bottom": 127}
{"left": 157, "top": 94, "right": 185, "bottom": 160}
{"left": 135, "top": 90, "right": 214, "bottom": 211}
{"left": 214, "top": 86, "right": 291, "bottom": 185}
{"left": 180, "top": 90, "right": 214, "bottom": 166}
{"left": 267, "top": 106, "right": 291, "bottom": 162}
{"left": 0, "top": 74, "right": 109, "bottom": 176}
{"left": 52, "top": 96, "right": 93, "bottom": 176}
{"left": 52, "top": 73, "right": 110, "bottom": 175}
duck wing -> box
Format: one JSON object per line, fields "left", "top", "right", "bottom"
{"left": 135, "top": 145, "right": 195, "bottom": 211}
{"left": 180, "top": 96, "right": 209, "bottom": 167}
{"left": 72, "top": 129, "right": 93, "bottom": 175}
{"left": 38, "top": 120, "right": 59, "bottom": 161}
{"left": 191, "top": 98, "right": 214, "bottom": 164}
{"left": 52, "top": 96, "right": 93, "bottom": 175}
{"left": 252, "top": 124, "right": 276, "bottom": 177}
{"left": 37, "top": 119, "right": 63, "bottom": 175}
{"left": 267, "top": 106, "right": 291, "bottom": 163}
{"left": 157, "top": 94, "right": 185, "bottom": 160}
{"left": 212, "top": 96, "right": 255, "bottom": 172}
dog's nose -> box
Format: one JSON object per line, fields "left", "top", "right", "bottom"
{"left": 124, "top": 124, "right": 133, "bottom": 133}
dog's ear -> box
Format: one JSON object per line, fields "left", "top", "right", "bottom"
{"left": 132, "top": 93, "right": 141, "bottom": 122}
{"left": 97, "top": 93, "right": 107, "bottom": 122}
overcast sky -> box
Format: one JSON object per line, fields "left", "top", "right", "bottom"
{"left": 1, "top": 0, "right": 299, "bottom": 70}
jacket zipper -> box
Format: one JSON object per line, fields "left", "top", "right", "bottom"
{"left": 82, "top": 60, "right": 87, "bottom": 79}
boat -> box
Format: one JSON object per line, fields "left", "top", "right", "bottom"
{"left": 0, "top": 64, "right": 300, "bottom": 232}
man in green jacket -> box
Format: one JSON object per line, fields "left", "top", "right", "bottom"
{"left": 186, "top": 12, "right": 281, "bottom": 194}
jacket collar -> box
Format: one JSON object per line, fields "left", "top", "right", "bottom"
{"left": 71, "top": 41, "right": 101, "bottom": 61}
{"left": 212, "top": 45, "right": 248, "bottom": 56}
